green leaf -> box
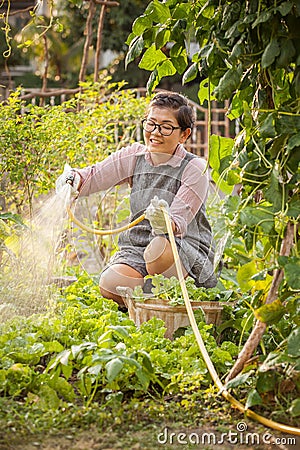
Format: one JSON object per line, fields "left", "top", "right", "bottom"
{"left": 171, "top": 54, "right": 187, "bottom": 75}
{"left": 209, "top": 135, "right": 234, "bottom": 171}
{"left": 136, "top": 367, "right": 151, "bottom": 390}
{"left": 157, "top": 59, "right": 177, "bottom": 78}
{"left": 132, "top": 14, "right": 153, "bottom": 35}
{"left": 261, "top": 39, "right": 280, "bottom": 69}
{"left": 254, "top": 299, "right": 285, "bottom": 325}
{"left": 256, "top": 371, "right": 277, "bottom": 393}
{"left": 201, "top": 4, "right": 214, "bottom": 19}
{"left": 287, "top": 327, "right": 300, "bottom": 357}
{"left": 116, "top": 207, "right": 130, "bottom": 223}
{"left": 155, "top": 28, "right": 170, "bottom": 49}
{"left": 106, "top": 358, "right": 123, "bottom": 383}
{"left": 71, "top": 342, "right": 96, "bottom": 358}
{"left": 125, "top": 36, "right": 144, "bottom": 69}
{"left": 258, "top": 113, "right": 276, "bottom": 139}
{"left": 281, "top": 257, "right": 300, "bottom": 290}
{"left": 43, "top": 341, "right": 64, "bottom": 354}
{"left": 197, "top": 78, "right": 216, "bottom": 104}
{"left": 61, "top": 363, "right": 73, "bottom": 380}
{"left": 236, "top": 261, "right": 257, "bottom": 291}
{"left": 210, "top": 170, "right": 234, "bottom": 195}
{"left": 141, "top": 351, "right": 154, "bottom": 374}
{"left": 252, "top": 10, "right": 272, "bottom": 28}
{"left": 245, "top": 389, "right": 263, "bottom": 409}
{"left": 59, "top": 349, "right": 71, "bottom": 366}
{"left": 277, "top": 39, "right": 296, "bottom": 68}
{"left": 139, "top": 45, "right": 167, "bottom": 70}
{"left": 277, "top": 1, "right": 293, "bottom": 16}
{"left": 88, "top": 364, "right": 102, "bottom": 376}
{"left": 142, "top": 28, "right": 156, "bottom": 48}
{"left": 287, "top": 197, "right": 300, "bottom": 218}
{"left": 264, "top": 167, "right": 282, "bottom": 212}
{"left": 146, "top": 69, "right": 159, "bottom": 94}
{"left": 286, "top": 146, "right": 300, "bottom": 173}
{"left": 150, "top": 0, "right": 171, "bottom": 22}
{"left": 240, "top": 206, "right": 274, "bottom": 233}
{"left": 109, "top": 325, "right": 130, "bottom": 338}
{"left": 287, "top": 133, "right": 300, "bottom": 151}
{"left": 0, "top": 212, "right": 24, "bottom": 225}
{"left": 169, "top": 42, "right": 184, "bottom": 57}
{"left": 172, "top": 3, "right": 191, "bottom": 20}
{"left": 49, "top": 376, "right": 75, "bottom": 402}
{"left": 37, "top": 385, "right": 60, "bottom": 411}
{"left": 213, "top": 67, "right": 242, "bottom": 101}
{"left": 182, "top": 63, "right": 198, "bottom": 85}
{"left": 288, "top": 398, "right": 300, "bottom": 418}
{"left": 277, "top": 115, "right": 300, "bottom": 134}
{"left": 225, "top": 371, "right": 254, "bottom": 389}
{"left": 268, "top": 135, "right": 288, "bottom": 159}
{"left": 170, "top": 19, "right": 187, "bottom": 42}
{"left": 229, "top": 40, "right": 243, "bottom": 63}
{"left": 209, "top": 135, "right": 235, "bottom": 194}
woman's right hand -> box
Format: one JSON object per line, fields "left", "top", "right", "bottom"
{"left": 55, "top": 163, "right": 81, "bottom": 195}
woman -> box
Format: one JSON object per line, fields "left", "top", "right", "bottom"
{"left": 56, "top": 92, "right": 217, "bottom": 306}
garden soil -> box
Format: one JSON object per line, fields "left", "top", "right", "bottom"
{"left": 0, "top": 424, "right": 299, "bottom": 450}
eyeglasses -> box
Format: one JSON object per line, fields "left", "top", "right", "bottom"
{"left": 141, "top": 119, "right": 181, "bottom": 136}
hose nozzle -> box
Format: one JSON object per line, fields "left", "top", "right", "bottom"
{"left": 65, "top": 173, "right": 75, "bottom": 186}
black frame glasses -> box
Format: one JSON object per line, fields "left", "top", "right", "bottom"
{"left": 141, "top": 119, "right": 181, "bottom": 136}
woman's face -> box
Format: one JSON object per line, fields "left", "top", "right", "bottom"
{"left": 143, "top": 107, "right": 191, "bottom": 155}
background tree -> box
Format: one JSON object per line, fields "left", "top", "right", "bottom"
{"left": 0, "top": 0, "right": 150, "bottom": 89}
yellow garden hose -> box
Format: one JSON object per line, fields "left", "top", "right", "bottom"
{"left": 161, "top": 207, "right": 300, "bottom": 436}
{"left": 66, "top": 204, "right": 145, "bottom": 235}
{"left": 67, "top": 203, "right": 300, "bottom": 436}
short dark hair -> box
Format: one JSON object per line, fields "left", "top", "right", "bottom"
{"left": 148, "top": 92, "right": 195, "bottom": 130}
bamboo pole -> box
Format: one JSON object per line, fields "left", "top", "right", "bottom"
{"left": 226, "top": 221, "right": 295, "bottom": 382}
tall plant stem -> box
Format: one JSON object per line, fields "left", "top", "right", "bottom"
{"left": 79, "top": 0, "right": 96, "bottom": 84}
{"left": 40, "top": 35, "right": 49, "bottom": 106}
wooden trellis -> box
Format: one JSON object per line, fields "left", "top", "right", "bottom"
{"left": 17, "top": 86, "right": 233, "bottom": 159}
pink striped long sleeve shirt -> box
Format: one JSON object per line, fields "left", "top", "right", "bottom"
{"left": 77, "top": 143, "right": 210, "bottom": 237}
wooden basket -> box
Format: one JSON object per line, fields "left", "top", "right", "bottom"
{"left": 116, "top": 287, "right": 223, "bottom": 340}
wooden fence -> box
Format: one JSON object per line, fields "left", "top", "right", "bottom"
{"left": 6, "top": 86, "right": 234, "bottom": 159}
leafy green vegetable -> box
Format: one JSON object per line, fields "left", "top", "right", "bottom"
{"left": 132, "top": 274, "right": 235, "bottom": 306}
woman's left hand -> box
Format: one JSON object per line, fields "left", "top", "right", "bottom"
{"left": 145, "top": 196, "right": 170, "bottom": 234}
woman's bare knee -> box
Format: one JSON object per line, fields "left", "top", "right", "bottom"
{"left": 99, "top": 285, "right": 123, "bottom": 305}
{"left": 144, "top": 236, "right": 188, "bottom": 278}
{"left": 99, "top": 264, "right": 144, "bottom": 303}
{"left": 144, "top": 236, "right": 174, "bottom": 274}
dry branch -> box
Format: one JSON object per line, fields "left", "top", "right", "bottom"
{"left": 9, "top": 6, "right": 34, "bottom": 16}
{"left": 94, "top": 1, "right": 107, "bottom": 82}
{"left": 225, "top": 221, "right": 295, "bottom": 382}
{"left": 79, "top": 0, "right": 96, "bottom": 83}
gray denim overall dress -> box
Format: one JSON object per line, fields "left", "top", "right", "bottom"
{"left": 107, "top": 151, "right": 217, "bottom": 288}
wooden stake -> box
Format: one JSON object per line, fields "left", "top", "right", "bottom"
{"left": 225, "top": 221, "right": 295, "bottom": 382}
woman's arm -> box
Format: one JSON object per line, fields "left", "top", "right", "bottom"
{"left": 76, "top": 143, "right": 145, "bottom": 196}
{"left": 170, "top": 157, "right": 209, "bottom": 236}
